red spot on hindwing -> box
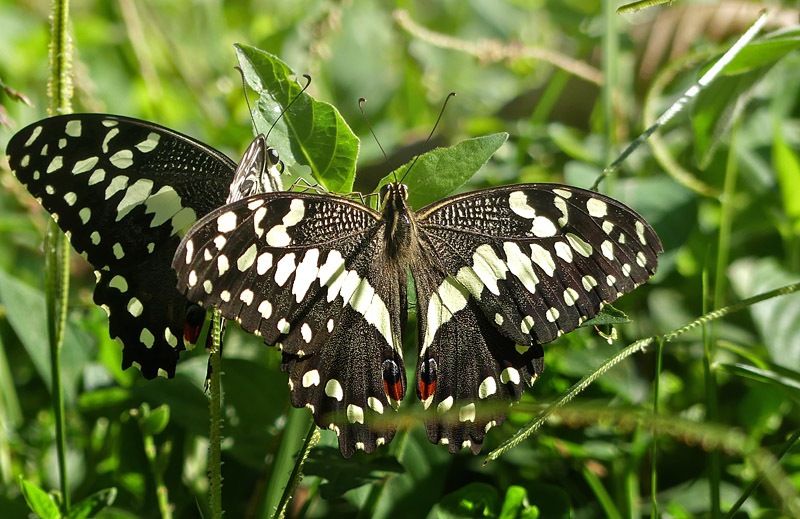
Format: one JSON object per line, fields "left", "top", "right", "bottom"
{"left": 416, "top": 357, "right": 438, "bottom": 401}
{"left": 184, "top": 304, "right": 206, "bottom": 345}
{"left": 382, "top": 358, "right": 405, "bottom": 402}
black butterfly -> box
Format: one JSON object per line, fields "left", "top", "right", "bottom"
{"left": 6, "top": 114, "right": 284, "bottom": 378}
{"left": 172, "top": 175, "right": 662, "bottom": 457}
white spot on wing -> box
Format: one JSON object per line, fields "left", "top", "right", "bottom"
{"left": 508, "top": 190, "right": 537, "bottom": 218}
{"left": 302, "top": 370, "right": 320, "bottom": 387}
{"left": 587, "top": 198, "right": 608, "bottom": 218}
{"left": 127, "top": 297, "right": 143, "bottom": 317}
{"left": 116, "top": 178, "right": 154, "bottom": 221}
{"left": 71, "top": 156, "right": 98, "bottom": 174}
{"left": 266, "top": 199, "right": 305, "bottom": 246}
{"left": 325, "top": 379, "right": 343, "bottom": 400}
{"left": 109, "top": 149, "right": 134, "bottom": 169}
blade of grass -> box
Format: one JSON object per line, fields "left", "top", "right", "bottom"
{"left": 46, "top": 0, "right": 73, "bottom": 511}
{"left": 702, "top": 266, "right": 721, "bottom": 518}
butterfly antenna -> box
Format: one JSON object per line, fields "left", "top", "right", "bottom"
{"left": 358, "top": 98, "right": 396, "bottom": 181}
{"left": 234, "top": 66, "right": 259, "bottom": 133}
{"left": 400, "top": 91, "right": 456, "bottom": 184}
{"left": 266, "top": 74, "right": 312, "bottom": 141}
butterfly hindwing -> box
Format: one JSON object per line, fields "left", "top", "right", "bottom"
{"left": 173, "top": 192, "right": 408, "bottom": 456}
{"left": 411, "top": 183, "right": 661, "bottom": 449}
{"left": 6, "top": 114, "right": 237, "bottom": 377}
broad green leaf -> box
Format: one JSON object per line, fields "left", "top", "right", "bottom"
{"left": 714, "top": 31, "right": 800, "bottom": 77}
{"left": 729, "top": 257, "right": 800, "bottom": 371}
{"left": 773, "top": 127, "right": 800, "bottom": 231}
{"left": 436, "top": 482, "right": 500, "bottom": 519}
{"left": 19, "top": 478, "right": 60, "bottom": 519}
{"left": 235, "top": 44, "right": 360, "bottom": 193}
{"left": 65, "top": 487, "right": 117, "bottom": 519}
{"left": 692, "top": 70, "right": 761, "bottom": 169}
{"left": 693, "top": 31, "right": 800, "bottom": 167}
{"left": 499, "top": 485, "right": 539, "bottom": 519}
{"left": 0, "top": 268, "right": 91, "bottom": 404}
{"left": 377, "top": 133, "right": 509, "bottom": 209}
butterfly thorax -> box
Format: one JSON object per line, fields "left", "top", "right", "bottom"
{"left": 380, "top": 182, "right": 419, "bottom": 265}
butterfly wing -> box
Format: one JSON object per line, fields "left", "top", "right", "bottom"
{"left": 413, "top": 183, "right": 661, "bottom": 450}
{"left": 173, "top": 192, "right": 408, "bottom": 456}
{"left": 6, "top": 114, "right": 237, "bottom": 378}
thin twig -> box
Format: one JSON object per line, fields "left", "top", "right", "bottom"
{"left": 393, "top": 9, "right": 604, "bottom": 86}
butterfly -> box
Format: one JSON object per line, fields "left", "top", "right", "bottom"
{"left": 5, "top": 114, "right": 285, "bottom": 378}
{"left": 172, "top": 173, "right": 662, "bottom": 457}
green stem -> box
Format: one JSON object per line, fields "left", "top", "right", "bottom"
{"left": 46, "top": 0, "right": 73, "bottom": 511}
{"left": 260, "top": 408, "right": 314, "bottom": 518}
{"left": 208, "top": 310, "right": 224, "bottom": 519}
{"left": 702, "top": 269, "right": 721, "bottom": 518}
{"left": 651, "top": 337, "right": 663, "bottom": 519}
{"left": 141, "top": 430, "right": 173, "bottom": 519}
{"left": 725, "top": 430, "right": 800, "bottom": 518}
{"left": 602, "top": 0, "right": 618, "bottom": 166}
{"left": 583, "top": 464, "right": 622, "bottom": 519}
{"left": 273, "top": 421, "right": 319, "bottom": 519}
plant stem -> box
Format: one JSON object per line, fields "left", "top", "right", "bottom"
{"left": 208, "top": 310, "right": 224, "bottom": 518}
{"left": 260, "top": 408, "right": 314, "bottom": 518}
{"left": 651, "top": 338, "right": 663, "bottom": 519}
{"left": 273, "top": 420, "right": 319, "bottom": 519}
{"left": 46, "top": 0, "right": 73, "bottom": 511}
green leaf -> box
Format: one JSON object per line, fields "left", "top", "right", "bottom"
{"left": 437, "top": 482, "right": 500, "bottom": 519}
{"left": 717, "top": 362, "right": 800, "bottom": 406}
{"left": 234, "top": 44, "right": 360, "bottom": 193}
{"left": 0, "top": 268, "right": 91, "bottom": 404}
{"left": 714, "top": 30, "right": 800, "bottom": 77}
{"left": 693, "top": 31, "right": 800, "bottom": 167}
{"left": 499, "top": 485, "right": 539, "bottom": 519}
{"left": 19, "top": 478, "right": 61, "bottom": 519}
{"left": 729, "top": 257, "right": 800, "bottom": 371}
{"left": 580, "top": 305, "right": 630, "bottom": 327}
{"left": 691, "top": 70, "right": 761, "bottom": 169}
{"left": 303, "top": 448, "right": 404, "bottom": 498}
{"left": 377, "top": 133, "right": 509, "bottom": 209}
{"left": 65, "top": 487, "right": 117, "bottom": 519}
{"left": 139, "top": 404, "right": 170, "bottom": 436}
{"left": 773, "top": 127, "right": 800, "bottom": 231}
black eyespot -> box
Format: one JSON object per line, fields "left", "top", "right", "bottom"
{"left": 185, "top": 304, "right": 206, "bottom": 327}
{"left": 267, "top": 147, "right": 280, "bottom": 166}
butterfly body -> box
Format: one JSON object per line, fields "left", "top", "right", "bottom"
{"left": 174, "top": 179, "right": 662, "bottom": 456}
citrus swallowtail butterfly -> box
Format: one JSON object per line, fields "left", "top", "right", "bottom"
{"left": 173, "top": 173, "right": 662, "bottom": 457}
{"left": 6, "top": 114, "right": 284, "bottom": 378}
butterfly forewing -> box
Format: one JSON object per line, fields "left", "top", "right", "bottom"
{"left": 411, "top": 183, "right": 662, "bottom": 449}
{"left": 6, "top": 114, "right": 238, "bottom": 378}
{"left": 173, "top": 192, "right": 408, "bottom": 456}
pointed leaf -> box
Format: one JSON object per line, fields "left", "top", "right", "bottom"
{"left": 377, "top": 133, "right": 509, "bottom": 208}
{"left": 235, "top": 44, "right": 360, "bottom": 193}
{"left": 65, "top": 488, "right": 117, "bottom": 519}
{"left": 19, "top": 478, "right": 61, "bottom": 519}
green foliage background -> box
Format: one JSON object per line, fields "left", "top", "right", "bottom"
{"left": 1, "top": 0, "right": 800, "bottom": 518}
